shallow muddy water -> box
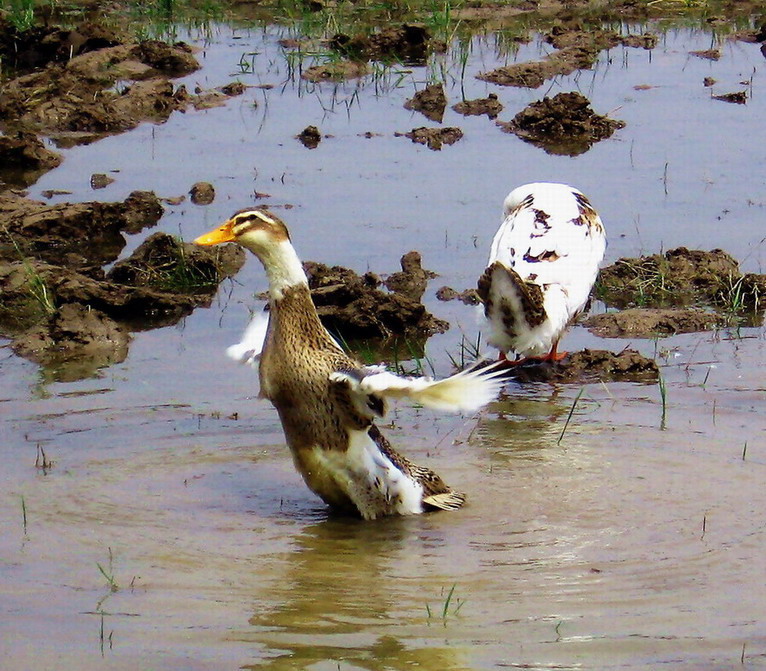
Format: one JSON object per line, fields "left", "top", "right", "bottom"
{"left": 2, "top": 21, "right": 766, "bottom": 670}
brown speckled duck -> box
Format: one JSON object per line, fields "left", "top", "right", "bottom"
{"left": 195, "top": 209, "right": 504, "bottom": 520}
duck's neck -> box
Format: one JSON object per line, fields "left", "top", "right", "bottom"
{"left": 251, "top": 240, "right": 308, "bottom": 301}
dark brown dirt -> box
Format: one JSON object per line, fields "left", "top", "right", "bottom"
{"left": 713, "top": 91, "right": 748, "bottom": 104}
{"left": 497, "top": 348, "right": 659, "bottom": 384}
{"left": 329, "top": 24, "right": 437, "bottom": 65}
{"left": 396, "top": 127, "right": 464, "bottom": 151}
{"left": 477, "top": 27, "right": 656, "bottom": 89}
{"left": 0, "top": 132, "right": 63, "bottom": 188}
{"left": 404, "top": 84, "right": 447, "bottom": 123}
{"left": 586, "top": 308, "right": 723, "bottom": 339}
{"left": 296, "top": 125, "right": 323, "bottom": 149}
{"left": 452, "top": 94, "right": 504, "bottom": 119}
{"left": 597, "top": 247, "right": 744, "bottom": 308}
{"left": 0, "top": 190, "right": 163, "bottom": 268}
{"left": 435, "top": 286, "right": 481, "bottom": 305}
{"left": 304, "top": 254, "right": 448, "bottom": 340}
{"left": 497, "top": 91, "right": 625, "bottom": 156}
{"left": 0, "top": 193, "right": 245, "bottom": 377}
{"left": 382, "top": 251, "right": 436, "bottom": 302}
{"left": 301, "top": 60, "right": 370, "bottom": 82}
{"left": 189, "top": 182, "right": 216, "bottom": 205}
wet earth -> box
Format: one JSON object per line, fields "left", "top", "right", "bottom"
{"left": 3, "top": 1, "right": 766, "bottom": 669}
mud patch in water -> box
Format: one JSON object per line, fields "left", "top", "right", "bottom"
{"left": 498, "top": 91, "right": 625, "bottom": 156}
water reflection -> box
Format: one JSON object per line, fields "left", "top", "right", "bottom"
{"left": 243, "top": 518, "right": 468, "bottom": 670}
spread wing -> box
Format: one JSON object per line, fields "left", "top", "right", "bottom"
{"left": 329, "top": 363, "right": 505, "bottom": 416}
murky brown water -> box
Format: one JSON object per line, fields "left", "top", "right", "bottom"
{"left": 3, "top": 23, "right": 766, "bottom": 670}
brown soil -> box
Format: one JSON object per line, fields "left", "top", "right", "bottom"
{"left": 435, "top": 286, "right": 481, "bottom": 305}
{"left": 0, "top": 193, "right": 244, "bottom": 378}
{"left": 497, "top": 91, "right": 625, "bottom": 156}
{"left": 404, "top": 84, "right": 447, "bottom": 123}
{"left": 452, "top": 94, "right": 504, "bottom": 119}
{"left": 304, "top": 253, "right": 448, "bottom": 340}
{"left": 329, "top": 24, "right": 437, "bottom": 65}
{"left": 189, "top": 182, "right": 216, "bottom": 205}
{"left": 477, "top": 27, "right": 656, "bottom": 89}
{"left": 297, "top": 125, "right": 323, "bottom": 149}
{"left": 497, "top": 348, "right": 659, "bottom": 384}
{"left": 0, "top": 132, "right": 63, "bottom": 188}
{"left": 586, "top": 308, "right": 723, "bottom": 339}
{"left": 396, "top": 127, "right": 464, "bottom": 150}
{"left": 301, "top": 60, "right": 371, "bottom": 82}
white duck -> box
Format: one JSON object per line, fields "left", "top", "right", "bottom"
{"left": 195, "top": 208, "right": 504, "bottom": 520}
{"left": 477, "top": 182, "right": 606, "bottom": 363}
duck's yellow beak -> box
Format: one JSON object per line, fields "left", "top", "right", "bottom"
{"left": 194, "top": 221, "right": 236, "bottom": 246}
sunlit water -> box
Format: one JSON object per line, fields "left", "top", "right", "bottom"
{"left": 2, "top": 23, "right": 766, "bottom": 670}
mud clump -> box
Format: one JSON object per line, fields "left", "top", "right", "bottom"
{"left": 297, "top": 125, "right": 323, "bottom": 149}
{"left": 713, "top": 91, "right": 747, "bottom": 104}
{"left": 0, "top": 193, "right": 244, "bottom": 378}
{"left": 396, "top": 127, "right": 463, "bottom": 151}
{"left": 452, "top": 94, "right": 503, "bottom": 119}
{"left": 499, "top": 349, "right": 659, "bottom": 384}
{"left": 597, "top": 247, "right": 742, "bottom": 308}
{"left": 498, "top": 91, "right": 625, "bottom": 156}
{"left": 383, "top": 251, "right": 436, "bottom": 302}
{"left": 404, "top": 84, "right": 447, "bottom": 122}
{"left": 436, "top": 286, "right": 480, "bottom": 305}
{"left": 12, "top": 303, "right": 131, "bottom": 383}
{"left": 0, "top": 190, "right": 164, "bottom": 268}
{"left": 189, "top": 182, "right": 215, "bottom": 205}
{"left": 330, "top": 24, "right": 435, "bottom": 65}
{"left": 477, "top": 28, "right": 656, "bottom": 89}
{"left": 0, "top": 132, "right": 63, "bottom": 188}
{"left": 586, "top": 308, "right": 722, "bottom": 339}
{"left": 301, "top": 60, "right": 370, "bottom": 82}
{"left": 304, "top": 253, "right": 448, "bottom": 340}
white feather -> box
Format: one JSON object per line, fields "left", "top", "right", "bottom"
{"left": 226, "top": 310, "right": 269, "bottom": 367}
{"left": 353, "top": 364, "right": 506, "bottom": 413}
{"left": 484, "top": 182, "right": 606, "bottom": 358}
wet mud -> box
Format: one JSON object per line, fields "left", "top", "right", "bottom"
{"left": 396, "top": 126, "right": 464, "bottom": 150}
{"left": 496, "top": 348, "right": 659, "bottom": 384}
{"left": 0, "top": 192, "right": 244, "bottom": 380}
{"left": 404, "top": 83, "right": 447, "bottom": 122}
{"left": 477, "top": 27, "right": 656, "bottom": 89}
{"left": 304, "top": 252, "right": 448, "bottom": 339}
{"left": 497, "top": 91, "right": 625, "bottom": 156}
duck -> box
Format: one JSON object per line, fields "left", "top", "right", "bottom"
{"left": 477, "top": 182, "right": 606, "bottom": 363}
{"left": 195, "top": 208, "right": 505, "bottom": 520}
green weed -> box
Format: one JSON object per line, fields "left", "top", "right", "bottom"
{"left": 426, "top": 583, "right": 464, "bottom": 623}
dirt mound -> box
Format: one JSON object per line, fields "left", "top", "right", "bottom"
{"left": 498, "top": 91, "right": 625, "bottom": 155}
{"left": 0, "top": 132, "right": 63, "bottom": 188}
{"left": 330, "top": 24, "right": 435, "bottom": 65}
{"left": 597, "top": 248, "right": 743, "bottom": 308}
{"left": 477, "top": 28, "right": 656, "bottom": 89}
{"left": 499, "top": 348, "right": 659, "bottom": 384}
{"left": 11, "top": 303, "right": 131, "bottom": 383}
{"left": 304, "top": 254, "right": 448, "bottom": 340}
{"left": 0, "top": 190, "right": 164, "bottom": 268}
{"left": 404, "top": 84, "right": 447, "bottom": 122}
{"left": 586, "top": 308, "right": 723, "bottom": 338}
{"left": 0, "top": 192, "right": 245, "bottom": 378}
{"left": 396, "top": 127, "right": 463, "bottom": 150}
{"left": 452, "top": 94, "right": 503, "bottom": 119}
{"left": 382, "top": 251, "right": 436, "bottom": 302}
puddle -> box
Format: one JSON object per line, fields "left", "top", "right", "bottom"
{"left": 2, "top": 19, "right": 766, "bottom": 671}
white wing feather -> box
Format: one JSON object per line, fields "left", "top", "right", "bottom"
{"left": 226, "top": 310, "right": 269, "bottom": 367}
{"left": 355, "top": 364, "right": 506, "bottom": 413}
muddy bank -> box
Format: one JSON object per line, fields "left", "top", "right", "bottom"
{"left": 597, "top": 247, "right": 766, "bottom": 311}
{"left": 586, "top": 308, "right": 723, "bottom": 338}
{"left": 491, "top": 349, "right": 659, "bottom": 384}
{"left": 0, "top": 192, "right": 244, "bottom": 380}
{"left": 477, "top": 27, "right": 656, "bottom": 89}
{"left": 304, "top": 252, "right": 447, "bottom": 340}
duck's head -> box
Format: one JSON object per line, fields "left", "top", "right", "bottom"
{"left": 194, "top": 209, "right": 290, "bottom": 255}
